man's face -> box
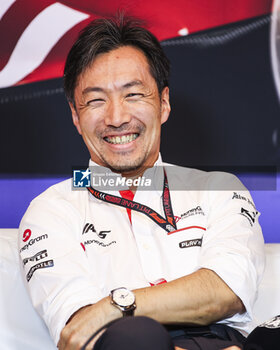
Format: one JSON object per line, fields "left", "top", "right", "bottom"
{"left": 70, "top": 45, "right": 170, "bottom": 176}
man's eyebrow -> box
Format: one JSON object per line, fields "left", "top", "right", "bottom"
{"left": 82, "top": 80, "right": 144, "bottom": 95}
{"left": 122, "top": 80, "right": 144, "bottom": 89}
{"left": 82, "top": 86, "right": 104, "bottom": 95}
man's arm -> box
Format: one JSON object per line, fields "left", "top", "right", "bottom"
{"left": 134, "top": 268, "right": 244, "bottom": 324}
{"left": 58, "top": 267, "right": 244, "bottom": 349}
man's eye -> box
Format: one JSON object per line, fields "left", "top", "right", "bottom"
{"left": 87, "top": 99, "right": 104, "bottom": 105}
{"left": 126, "top": 93, "right": 144, "bottom": 98}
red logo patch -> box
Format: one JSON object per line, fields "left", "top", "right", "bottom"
{"left": 174, "top": 216, "right": 181, "bottom": 223}
{"left": 149, "top": 278, "right": 167, "bottom": 286}
{"left": 23, "top": 229, "right": 31, "bottom": 242}
{"left": 80, "top": 242, "right": 86, "bottom": 251}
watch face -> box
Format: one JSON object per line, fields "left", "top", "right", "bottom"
{"left": 113, "top": 288, "right": 135, "bottom": 307}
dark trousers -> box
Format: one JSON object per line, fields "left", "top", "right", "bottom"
{"left": 89, "top": 316, "right": 246, "bottom": 350}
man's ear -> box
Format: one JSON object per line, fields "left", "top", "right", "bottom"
{"left": 69, "top": 102, "right": 82, "bottom": 135}
{"left": 160, "top": 86, "right": 171, "bottom": 125}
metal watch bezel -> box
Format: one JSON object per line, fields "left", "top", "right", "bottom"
{"left": 110, "top": 287, "right": 136, "bottom": 316}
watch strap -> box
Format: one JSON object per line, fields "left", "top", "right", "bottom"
{"left": 122, "top": 303, "right": 136, "bottom": 317}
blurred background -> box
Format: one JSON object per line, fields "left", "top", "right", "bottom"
{"left": 0, "top": 0, "right": 279, "bottom": 242}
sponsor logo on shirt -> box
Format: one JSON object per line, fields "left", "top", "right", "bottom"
{"left": 150, "top": 278, "right": 167, "bottom": 286}
{"left": 22, "top": 229, "right": 32, "bottom": 242}
{"left": 232, "top": 192, "right": 256, "bottom": 210}
{"left": 82, "top": 223, "right": 111, "bottom": 239}
{"left": 26, "top": 260, "right": 54, "bottom": 282}
{"left": 83, "top": 239, "right": 116, "bottom": 248}
{"left": 179, "top": 238, "right": 202, "bottom": 249}
{"left": 22, "top": 250, "right": 48, "bottom": 266}
{"left": 73, "top": 169, "right": 91, "bottom": 188}
{"left": 82, "top": 223, "right": 95, "bottom": 234}
{"left": 20, "top": 234, "right": 48, "bottom": 253}
{"left": 240, "top": 207, "right": 258, "bottom": 226}
{"left": 178, "top": 206, "right": 205, "bottom": 221}
{"left": 82, "top": 223, "right": 115, "bottom": 248}
{"left": 174, "top": 216, "right": 181, "bottom": 223}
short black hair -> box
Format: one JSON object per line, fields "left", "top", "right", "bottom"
{"left": 63, "top": 15, "right": 170, "bottom": 105}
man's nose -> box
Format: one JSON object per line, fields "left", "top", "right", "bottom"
{"left": 104, "top": 100, "right": 131, "bottom": 127}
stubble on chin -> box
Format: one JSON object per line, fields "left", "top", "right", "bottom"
{"left": 101, "top": 153, "right": 148, "bottom": 175}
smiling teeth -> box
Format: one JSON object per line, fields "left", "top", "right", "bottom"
{"left": 106, "top": 134, "right": 138, "bottom": 144}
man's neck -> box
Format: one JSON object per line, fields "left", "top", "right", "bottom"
{"left": 89, "top": 154, "right": 161, "bottom": 194}
{"left": 120, "top": 168, "right": 149, "bottom": 194}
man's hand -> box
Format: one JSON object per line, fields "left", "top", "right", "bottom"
{"left": 57, "top": 297, "right": 121, "bottom": 350}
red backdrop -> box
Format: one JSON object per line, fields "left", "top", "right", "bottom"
{"left": 0, "top": 0, "right": 272, "bottom": 88}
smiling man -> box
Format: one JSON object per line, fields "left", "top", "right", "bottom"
{"left": 70, "top": 44, "right": 169, "bottom": 176}
{"left": 19, "top": 16, "right": 264, "bottom": 350}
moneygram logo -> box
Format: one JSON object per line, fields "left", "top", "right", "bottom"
{"left": 23, "top": 229, "right": 31, "bottom": 242}
{"left": 20, "top": 234, "right": 48, "bottom": 253}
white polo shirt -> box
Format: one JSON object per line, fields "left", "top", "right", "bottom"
{"left": 19, "top": 156, "right": 265, "bottom": 344}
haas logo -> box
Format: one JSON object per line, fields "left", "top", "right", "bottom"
{"left": 82, "top": 223, "right": 111, "bottom": 239}
{"left": 23, "top": 229, "right": 31, "bottom": 242}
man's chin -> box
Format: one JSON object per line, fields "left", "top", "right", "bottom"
{"left": 108, "top": 163, "right": 143, "bottom": 175}
{"left": 104, "top": 157, "right": 146, "bottom": 176}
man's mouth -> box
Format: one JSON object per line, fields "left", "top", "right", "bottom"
{"left": 104, "top": 133, "right": 139, "bottom": 145}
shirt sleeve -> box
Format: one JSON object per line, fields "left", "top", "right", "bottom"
{"left": 18, "top": 188, "right": 103, "bottom": 345}
{"left": 197, "top": 172, "right": 265, "bottom": 330}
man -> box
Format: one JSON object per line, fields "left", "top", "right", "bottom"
{"left": 19, "top": 16, "right": 265, "bottom": 350}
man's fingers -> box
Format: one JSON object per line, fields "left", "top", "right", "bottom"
{"left": 58, "top": 323, "right": 106, "bottom": 350}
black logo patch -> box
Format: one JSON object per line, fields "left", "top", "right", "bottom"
{"left": 179, "top": 239, "right": 202, "bottom": 249}
{"left": 240, "top": 207, "right": 258, "bottom": 226}
{"left": 23, "top": 250, "right": 48, "bottom": 266}
{"left": 82, "top": 223, "right": 111, "bottom": 239}
{"left": 82, "top": 223, "right": 96, "bottom": 234}
{"left": 232, "top": 192, "right": 256, "bottom": 210}
{"left": 180, "top": 206, "right": 205, "bottom": 221}
{"left": 26, "top": 260, "right": 54, "bottom": 282}
{"left": 97, "top": 231, "right": 111, "bottom": 239}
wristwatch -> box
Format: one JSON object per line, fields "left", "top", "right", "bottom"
{"left": 110, "top": 287, "right": 136, "bottom": 317}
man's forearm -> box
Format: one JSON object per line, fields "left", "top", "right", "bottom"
{"left": 133, "top": 268, "right": 245, "bottom": 326}
{"left": 59, "top": 268, "right": 245, "bottom": 349}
